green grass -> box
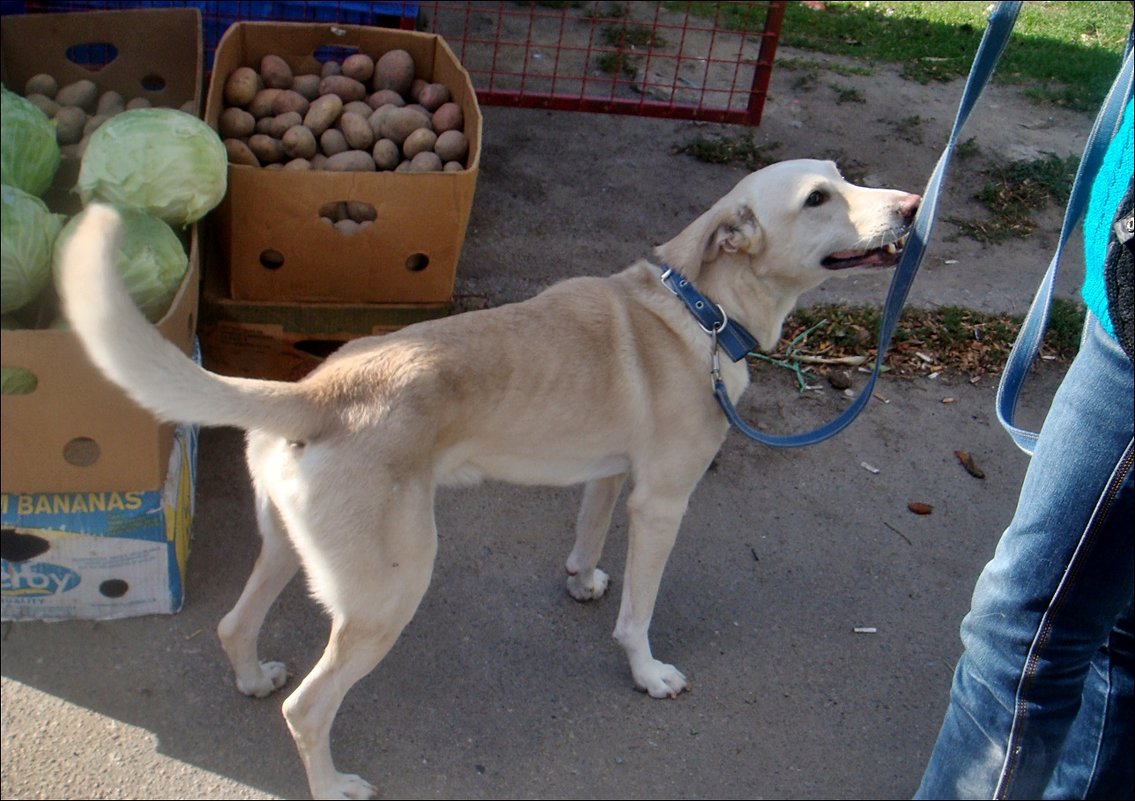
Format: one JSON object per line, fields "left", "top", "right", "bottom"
{"left": 770, "top": 299, "right": 1085, "bottom": 378}
{"left": 946, "top": 152, "right": 1080, "bottom": 243}
{"left": 672, "top": 1, "right": 1131, "bottom": 110}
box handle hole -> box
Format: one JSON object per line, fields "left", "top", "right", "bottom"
{"left": 259, "top": 249, "right": 285, "bottom": 270}
{"left": 62, "top": 437, "right": 101, "bottom": 468}
{"left": 0, "top": 530, "right": 52, "bottom": 563}
{"left": 65, "top": 42, "right": 119, "bottom": 70}
{"left": 140, "top": 73, "right": 167, "bottom": 92}
{"left": 319, "top": 201, "right": 376, "bottom": 236}
{"left": 405, "top": 253, "right": 429, "bottom": 272}
{"left": 99, "top": 579, "right": 130, "bottom": 598}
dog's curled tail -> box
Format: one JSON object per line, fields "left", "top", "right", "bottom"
{"left": 59, "top": 203, "right": 320, "bottom": 442}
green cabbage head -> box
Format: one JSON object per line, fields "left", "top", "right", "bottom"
{"left": 54, "top": 204, "right": 189, "bottom": 323}
{"left": 77, "top": 108, "right": 227, "bottom": 226}
{"left": 1, "top": 84, "right": 61, "bottom": 197}
{"left": 1, "top": 185, "right": 65, "bottom": 315}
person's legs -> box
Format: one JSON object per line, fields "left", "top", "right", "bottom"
{"left": 915, "top": 316, "right": 1134, "bottom": 800}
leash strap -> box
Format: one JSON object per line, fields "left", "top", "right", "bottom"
{"left": 713, "top": 1, "right": 1023, "bottom": 448}
{"left": 995, "top": 40, "right": 1134, "bottom": 455}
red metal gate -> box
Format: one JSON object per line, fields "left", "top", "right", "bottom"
{"left": 14, "top": 1, "right": 784, "bottom": 125}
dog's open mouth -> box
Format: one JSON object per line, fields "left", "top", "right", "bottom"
{"left": 822, "top": 233, "right": 909, "bottom": 270}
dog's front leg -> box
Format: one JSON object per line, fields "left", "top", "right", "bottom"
{"left": 565, "top": 473, "right": 627, "bottom": 601}
{"left": 613, "top": 484, "right": 691, "bottom": 698}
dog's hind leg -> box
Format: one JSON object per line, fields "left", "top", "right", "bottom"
{"left": 565, "top": 472, "right": 626, "bottom": 601}
{"left": 283, "top": 484, "right": 438, "bottom": 800}
{"left": 217, "top": 482, "right": 299, "bottom": 698}
{"left": 613, "top": 477, "right": 695, "bottom": 699}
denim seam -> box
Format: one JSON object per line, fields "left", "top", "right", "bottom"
{"left": 994, "top": 439, "right": 1135, "bottom": 799}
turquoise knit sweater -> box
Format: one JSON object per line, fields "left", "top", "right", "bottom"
{"left": 1081, "top": 97, "right": 1134, "bottom": 339}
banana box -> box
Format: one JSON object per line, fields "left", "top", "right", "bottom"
{"left": 1, "top": 424, "right": 197, "bottom": 621}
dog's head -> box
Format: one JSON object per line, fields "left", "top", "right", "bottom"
{"left": 655, "top": 159, "right": 920, "bottom": 349}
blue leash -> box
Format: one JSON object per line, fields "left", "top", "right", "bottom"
{"left": 995, "top": 38, "right": 1134, "bottom": 455}
{"left": 692, "top": 1, "right": 1024, "bottom": 448}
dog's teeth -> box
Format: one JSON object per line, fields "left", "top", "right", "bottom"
{"left": 886, "top": 242, "right": 897, "bottom": 255}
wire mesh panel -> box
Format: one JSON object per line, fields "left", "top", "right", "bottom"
{"left": 10, "top": 1, "right": 783, "bottom": 124}
{"left": 419, "top": 1, "right": 784, "bottom": 125}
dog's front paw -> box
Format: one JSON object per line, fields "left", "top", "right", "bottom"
{"left": 566, "top": 567, "right": 609, "bottom": 601}
{"left": 235, "top": 660, "right": 289, "bottom": 698}
{"left": 634, "top": 660, "right": 688, "bottom": 699}
{"left": 312, "top": 771, "right": 376, "bottom": 800}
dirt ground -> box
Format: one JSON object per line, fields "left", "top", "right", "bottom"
{"left": 1, "top": 6, "right": 1108, "bottom": 800}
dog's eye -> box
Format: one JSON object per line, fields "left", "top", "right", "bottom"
{"left": 805, "top": 190, "right": 828, "bottom": 208}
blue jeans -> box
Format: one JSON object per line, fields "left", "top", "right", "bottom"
{"left": 915, "top": 315, "right": 1134, "bottom": 800}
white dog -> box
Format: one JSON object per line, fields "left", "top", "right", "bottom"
{"left": 58, "top": 159, "right": 918, "bottom": 799}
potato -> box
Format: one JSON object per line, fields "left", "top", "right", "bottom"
{"left": 292, "top": 73, "right": 322, "bottom": 101}
{"left": 125, "top": 97, "right": 152, "bottom": 110}
{"left": 341, "top": 53, "right": 375, "bottom": 83}
{"left": 54, "top": 106, "right": 87, "bottom": 145}
{"left": 373, "top": 49, "right": 415, "bottom": 95}
{"left": 225, "top": 138, "right": 260, "bottom": 167}
{"left": 333, "top": 219, "right": 363, "bottom": 236}
{"left": 264, "top": 111, "right": 303, "bottom": 139}
{"left": 417, "top": 82, "right": 450, "bottom": 112}
{"left": 319, "top": 201, "right": 348, "bottom": 221}
{"left": 321, "top": 60, "right": 341, "bottom": 78}
{"left": 271, "top": 89, "right": 310, "bottom": 117}
{"left": 342, "top": 100, "right": 373, "bottom": 119}
{"left": 325, "top": 150, "right": 376, "bottom": 172}
{"left": 367, "top": 105, "right": 397, "bottom": 138}
{"left": 338, "top": 112, "right": 374, "bottom": 151}
{"left": 55, "top": 79, "right": 98, "bottom": 112}
{"left": 248, "top": 133, "right": 285, "bottom": 164}
{"left": 402, "top": 128, "right": 436, "bottom": 160}
{"left": 434, "top": 129, "right": 468, "bottom": 163}
{"left": 319, "top": 128, "right": 349, "bottom": 157}
{"left": 219, "top": 107, "right": 256, "bottom": 139}
{"left": 431, "top": 101, "right": 463, "bottom": 134}
{"left": 283, "top": 158, "right": 313, "bottom": 170}
{"left": 25, "top": 73, "right": 58, "bottom": 99}
{"left": 25, "top": 94, "right": 59, "bottom": 118}
{"left": 347, "top": 201, "right": 377, "bottom": 223}
{"left": 260, "top": 54, "right": 293, "bottom": 89}
{"left": 224, "top": 66, "right": 261, "bottom": 107}
{"left": 303, "top": 94, "right": 343, "bottom": 136}
{"left": 318, "top": 75, "right": 367, "bottom": 103}
{"left": 379, "top": 106, "right": 431, "bottom": 145}
{"left": 83, "top": 113, "right": 111, "bottom": 137}
{"left": 282, "top": 124, "right": 318, "bottom": 160}
{"left": 443, "top": 160, "right": 464, "bottom": 173}
{"left": 372, "top": 138, "right": 400, "bottom": 170}
{"left": 408, "top": 151, "right": 443, "bottom": 172}
{"left": 248, "top": 88, "right": 284, "bottom": 119}
{"left": 96, "top": 90, "right": 125, "bottom": 116}
{"left": 367, "top": 89, "right": 404, "bottom": 109}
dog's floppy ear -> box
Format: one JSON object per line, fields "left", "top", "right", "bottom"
{"left": 655, "top": 202, "right": 762, "bottom": 278}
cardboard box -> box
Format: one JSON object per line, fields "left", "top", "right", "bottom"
{"left": 1, "top": 234, "right": 201, "bottom": 494}
{"left": 204, "top": 21, "right": 482, "bottom": 305}
{"left": 197, "top": 233, "right": 450, "bottom": 380}
{"left": 22, "top": 2, "right": 422, "bottom": 68}
{"left": 1, "top": 424, "right": 197, "bottom": 621}
{"left": 0, "top": 8, "right": 203, "bottom": 494}
{"left": 0, "top": 7, "right": 204, "bottom": 213}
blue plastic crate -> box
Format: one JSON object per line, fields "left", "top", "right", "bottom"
{"left": 15, "top": 2, "right": 420, "bottom": 67}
